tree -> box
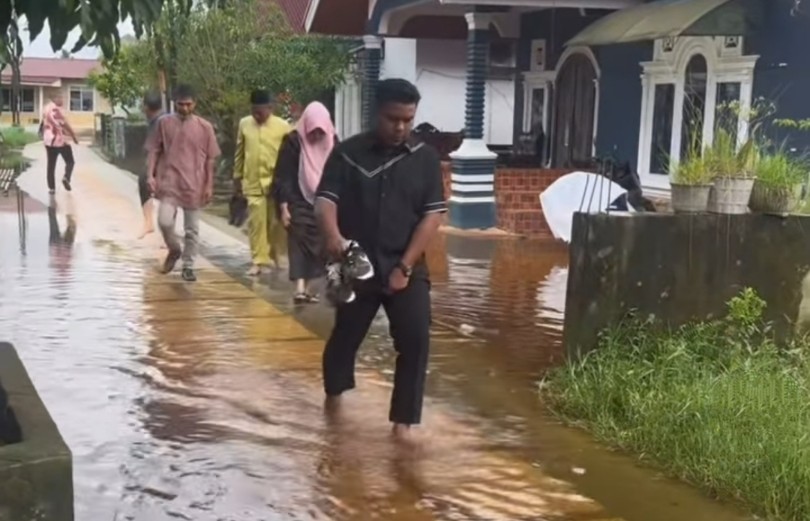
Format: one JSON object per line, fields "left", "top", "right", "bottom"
{"left": 2, "top": 0, "right": 176, "bottom": 58}
{"left": 1, "top": 15, "right": 23, "bottom": 126}
{"left": 88, "top": 41, "right": 156, "bottom": 114}
{"left": 174, "top": 0, "right": 352, "bottom": 183}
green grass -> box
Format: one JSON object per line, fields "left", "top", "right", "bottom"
{"left": 542, "top": 289, "right": 810, "bottom": 521}
{"left": 0, "top": 126, "right": 40, "bottom": 148}
{"left": 0, "top": 149, "right": 31, "bottom": 171}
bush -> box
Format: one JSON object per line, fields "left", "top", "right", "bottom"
{"left": 542, "top": 289, "right": 810, "bottom": 520}
{"left": 0, "top": 127, "right": 40, "bottom": 148}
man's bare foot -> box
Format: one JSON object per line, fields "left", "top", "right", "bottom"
{"left": 392, "top": 424, "right": 423, "bottom": 447}
{"left": 137, "top": 227, "right": 155, "bottom": 240}
{"left": 247, "top": 264, "right": 262, "bottom": 276}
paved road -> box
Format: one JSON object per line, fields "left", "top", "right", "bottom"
{"left": 0, "top": 144, "right": 749, "bottom": 521}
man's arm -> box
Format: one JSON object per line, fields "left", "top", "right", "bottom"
{"left": 233, "top": 120, "right": 245, "bottom": 191}
{"left": 63, "top": 118, "right": 79, "bottom": 144}
{"left": 315, "top": 150, "right": 346, "bottom": 258}
{"left": 400, "top": 151, "right": 447, "bottom": 268}
{"left": 205, "top": 125, "right": 222, "bottom": 198}
{"left": 145, "top": 119, "right": 164, "bottom": 182}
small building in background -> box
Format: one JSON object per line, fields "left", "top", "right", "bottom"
{"left": 0, "top": 57, "right": 111, "bottom": 133}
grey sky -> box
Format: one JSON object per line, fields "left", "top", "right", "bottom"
{"left": 21, "top": 18, "right": 135, "bottom": 58}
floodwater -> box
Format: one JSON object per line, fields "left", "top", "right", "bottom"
{"left": 0, "top": 145, "right": 753, "bottom": 520}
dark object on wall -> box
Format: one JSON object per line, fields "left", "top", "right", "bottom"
{"left": 608, "top": 161, "right": 657, "bottom": 212}
{"left": 564, "top": 213, "right": 810, "bottom": 357}
{"left": 413, "top": 123, "right": 463, "bottom": 160}
{"left": 228, "top": 194, "right": 248, "bottom": 227}
{"left": 0, "top": 380, "right": 22, "bottom": 444}
{"left": 0, "top": 342, "right": 74, "bottom": 520}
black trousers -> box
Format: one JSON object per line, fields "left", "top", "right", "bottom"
{"left": 138, "top": 173, "right": 152, "bottom": 206}
{"left": 45, "top": 145, "right": 75, "bottom": 191}
{"left": 323, "top": 277, "right": 431, "bottom": 425}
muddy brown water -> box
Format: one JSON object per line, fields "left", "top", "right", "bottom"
{"left": 0, "top": 154, "right": 753, "bottom": 521}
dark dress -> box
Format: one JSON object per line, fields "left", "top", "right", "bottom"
{"left": 272, "top": 131, "right": 332, "bottom": 281}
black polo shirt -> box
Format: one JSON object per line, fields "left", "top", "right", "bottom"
{"left": 316, "top": 132, "right": 447, "bottom": 281}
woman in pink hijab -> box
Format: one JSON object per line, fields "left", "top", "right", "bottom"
{"left": 272, "top": 101, "right": 337, "bottom": 303}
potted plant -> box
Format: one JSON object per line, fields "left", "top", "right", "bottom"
{"left": 749, "top": 150, "right": 807, "bottom": 214}
{"left": 707, "top": 128, "right": 757, "bottom": 214}
{"left": 670, "top": 153, "right": 713, "bottom": 213}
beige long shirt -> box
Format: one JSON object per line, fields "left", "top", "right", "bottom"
{"left": 147, "top": 114, "right": 221, "bottom": 209}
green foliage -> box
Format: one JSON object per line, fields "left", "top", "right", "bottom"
{"left": 88, "top": 42, "right": 157, "bottom": 113}
{"left": 670, "top": 153, "right": 712, "bottom": 185}
{"left": 542, "top": 288, "right": 810, "bottom": 521}
{"left": 775, "top": 118, "right": 810, "bottom": 132}
{"left": 0, "top": 126, "right": 39, "bottom": 148}
{"left": 172, "top": 0, "right": 351, "bottom": 180}
{"left": 3, "top": 0, "right": 173, "bottom": 58}
{"left": 755, "top": 148, "right": 808, "bottom": 188}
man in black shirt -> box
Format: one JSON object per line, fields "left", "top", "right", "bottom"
{"left": 315, "top": 79, "right": 447, "bottom": 442}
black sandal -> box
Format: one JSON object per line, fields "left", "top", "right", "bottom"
{"left": 293, "top": 293, "right": 308, "bottom": 304}
{"left": 305, "top": 294, "right": 320, "bottom": 304}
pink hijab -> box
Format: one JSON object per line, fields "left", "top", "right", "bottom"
{"left": 297, "top": 102, "right": 336, "bottom": 205}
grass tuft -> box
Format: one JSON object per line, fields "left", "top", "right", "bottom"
{"left": 0, "top": 126, "right": 40, "bottom": 148}
{"left": 543, "top": 289, "right": 810, "bottom": 520}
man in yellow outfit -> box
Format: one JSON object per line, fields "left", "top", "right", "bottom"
{"left": 234, "top": 89, "right": 293, "bottom": 276}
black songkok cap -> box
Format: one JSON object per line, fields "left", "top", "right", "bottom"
{"left": 250, "top": 89, "right": 272, "bottom": 105}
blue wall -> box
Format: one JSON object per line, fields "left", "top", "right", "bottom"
{"left": 515, "top": 9, "right": 651, "bottom": 167}
{"left": 748, "top": 6, "right": 810, "bottom": 151}
{"left": 593, "top": 43, "right": 652, "bottom": 167}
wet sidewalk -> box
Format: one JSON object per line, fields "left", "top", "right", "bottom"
{"left": 0, "top": 144, "right": 750, "bottom": 520}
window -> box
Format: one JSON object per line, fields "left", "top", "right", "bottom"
{"left": 69, "top": 86, "right": 94, "bottom": 112}
{"left": 1, "top": 87, "right": 36, "bottom": 113}
{"left": 681, "top": 54, "right": 708, "bottom": 159}
{"left": 649, "top": 83, "right": 675, "bottom": 174}
{"left": 637, "top": 37, "right": 758, "bottom": 186}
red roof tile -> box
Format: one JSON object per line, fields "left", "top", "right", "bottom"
{"left": 1, "top": 58, "right": 101, "bottom": 82}
{"left": 275, "top": 0, "right": 312, "bottom": 33}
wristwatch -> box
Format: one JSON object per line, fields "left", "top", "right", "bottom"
{"left": 396, "top": 261, "right": 413, "bottom": 278}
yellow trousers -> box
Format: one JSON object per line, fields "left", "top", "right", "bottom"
{"left": 246, "top": 195, "right": 286, "bottom": 266}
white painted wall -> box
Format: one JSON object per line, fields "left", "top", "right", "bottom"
{"left": 410, "top": 39, "right": 514, "bottom": 146}
{"left": 335, "top": 37, "right": 515, "bottom": 146}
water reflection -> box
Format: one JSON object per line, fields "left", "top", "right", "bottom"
{"left": 428, "top": 236, "right": 569, "bottom": 373}
{"left": 0, "top": 169, "right": 751, "bottom": 521}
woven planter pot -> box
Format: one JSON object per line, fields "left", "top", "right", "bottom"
{"left": 748, "top": 180, "right": 803, "bottom": 214}
{"left": 709, "top": 177, "right": 755, "bottom": 214}
{"left": 671, "top": 183, "right": 712, "bottom": 213}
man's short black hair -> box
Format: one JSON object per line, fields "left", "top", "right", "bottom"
{"left": 173, "top": 83, "right": 196, "bottom": 101}
{"left": 375, "top": 79, "right": 421, "bottom": 108}
{"left": 143, "top": 91, "right": 162, "bottom": 112}
{"left": 250, "top": 89, "right": 273, "bottom": 105}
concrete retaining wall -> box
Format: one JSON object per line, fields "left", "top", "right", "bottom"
{"left": 563, "top": 212, "right": 810, "bottom": 357}
{"left": 0, "top": 343, "right": 73, "bottom": 521}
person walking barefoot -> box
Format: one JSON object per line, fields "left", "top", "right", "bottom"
{"left": 146, "top": 84, "right": 221, "bottom": 282}
{"left": 315, "top": 79, "right": 446, "bottom": 444}
{"left": 138, "top": 92, "right": 166, "bottom": 239}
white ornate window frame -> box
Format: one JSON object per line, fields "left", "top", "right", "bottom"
{"left": 636, "top": 36, "right": 759, "bottom": 193}
{"left": 521, "top": 46, "right": 601, "bottom": 162}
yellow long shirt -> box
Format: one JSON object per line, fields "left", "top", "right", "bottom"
{"left": 233, "top": 115, "right": 293, "bottom": 196}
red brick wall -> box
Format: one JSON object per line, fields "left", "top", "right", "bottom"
{"left": 440, "top": 162, "right": 571, "bottom": 238}
{"left": 441, "top": 161, "right": 452, "bottom": 201}
{"left": 496, "top": 168, "right": 571, "bottom": 238}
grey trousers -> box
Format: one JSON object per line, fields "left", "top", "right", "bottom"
{"left": 158, "top": 200, "right": 201, "bottom": 269}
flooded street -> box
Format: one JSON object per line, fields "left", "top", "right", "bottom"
{"left": 0, "top": 145, "right": 752, "bottom": 520}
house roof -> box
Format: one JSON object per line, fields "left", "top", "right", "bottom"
{"left": 1, "top": 58, "right": 101, "bottom": 84}
{"left": 275, "top": 0, "right": 310, "bottom": 33}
